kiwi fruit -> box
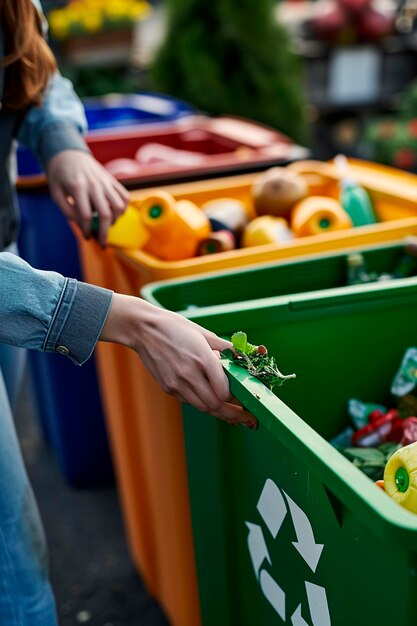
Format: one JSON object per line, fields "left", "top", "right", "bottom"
{"left": 253, "top": 167, "right": 308, "bottom": 219}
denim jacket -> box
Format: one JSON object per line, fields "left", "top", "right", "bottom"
{"left": 0, "top": 253, "right": 112, "bottom": 365}
{"left": 0, "top": 1, "right": 113, "bottom": 363}
{"left": 0, "top": 0, "right": 89, "bottom": 251}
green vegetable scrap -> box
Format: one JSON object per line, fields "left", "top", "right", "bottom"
{"left": 340, "top": 442, "right": 401, "bottom": 481}
{"left": 229, "top": 331, "right": 296, "bottom": 391}
{"left": 231, "top": 331, "right": 258, "bottom": 356}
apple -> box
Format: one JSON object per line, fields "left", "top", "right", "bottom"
{"left": 312, "top": 1, "right": 352, "bottom": 42}
{"left": 339, "top": 0, "right": 372, "bottom": 15}
{"left": 356, "top": 7, "right": 395, "bottom": 41}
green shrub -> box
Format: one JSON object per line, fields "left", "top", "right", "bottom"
{"left": 150, "top": 0, "right": 306, "bottom": 143}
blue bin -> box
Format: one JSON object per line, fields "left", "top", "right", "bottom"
{"left": 17, "top": 182, "right": 113, "bottom": 488}
{"left": 84, "top": 92, "right": 195, "bottom": 132}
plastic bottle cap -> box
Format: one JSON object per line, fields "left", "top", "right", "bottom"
{"left": 347, "top": 253, "right": 364, "bottom": 266}
{"left": 368, "top": 409, "right": 385, "bottom": 423}
{"left": 340, "top": 178, "right": 356, "bottom": 189}
{"left": 149, "top": 205, "right": 163, "bottom": 219}
{"left": 395, "top": 466, "right": 409, "bottom": 493}
{"left": 334, "top": 154, "right": 357, "bottom": 186}
{"left": 91, "top": 212, "right": 99, "bottom": 237}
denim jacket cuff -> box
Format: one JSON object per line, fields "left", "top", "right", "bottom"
{"left": 44, "top": 279, "right": 113, "bottom": 366}
{"left": 38, "top": 121, "right": 90, "bottom": 168}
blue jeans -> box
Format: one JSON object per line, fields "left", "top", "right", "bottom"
{"left": 0, "top": 343, "right": 26, "bottom": 409}
{"left": 0, "top": 244, "right": 27, "bottom": 409}
{"left": 0, "top": 370, "right": 58, "bottom": 625}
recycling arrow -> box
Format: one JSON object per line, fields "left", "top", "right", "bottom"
{"left": 246, "top": 522, "right": 271, "bottom": 579}
{"left": 291, "top": 582, "right": 330, "bottom": 626}
{"left": 257, "top": 478, "right": 287, "bottom": 539}
{"left": 260, "top": 568, "right": 286, "bottom": 621}
{"left": 292, "top": 604, "right": 310, "bottom": 626}
{"left": 305, "top": 582, "right": 331, "bottom": 626}
{"left": 283, "top": 491, "right": 324, "bottom": 573}
{"left": 246, "top": 478, "right": 331, "bottom": 624}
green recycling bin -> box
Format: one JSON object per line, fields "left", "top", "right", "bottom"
{"left": 142, "top": 240, "right": 417, "bottom": 312}
{"left": 177, "top": 279, "right": 417, "bottom": 626}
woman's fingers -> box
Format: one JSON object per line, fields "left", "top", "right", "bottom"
{"left": 103, "top": 182, "right": 128, "bottom": 224}
{"left": 175, "top": 357, "right": 256, "bottom": 426}
{"left": 211, "top": 402, "right": 257, "bottom": 427}
{"left": 173, "top": 389, "right": 257, "bottom": 428}
{"left": 50, "top": 185, "right": 74, "bottom": 221}
{"left": 227, "top": 395, "right": 245, "bottom": 407}
{"left": 142, "top": 346, "right": 256, "bottom": 426}
{"left": 70, "top": 185, "right": 94, "bottom": 238}
{"left": 171, "top": 389, "right": 210, "bottom": 414}
{"left": 204, "top": 332, "right": 234, "bottom": 354}
{"left": 52, "top": 181, "right": 93, "bottom": 238}
{"left": 46, "top": 150, "right": 131, "bottom": 244}
{"left": 113, "top": 297, "right": 259, "bottom": 427}
{"left": 111, "top": 178, "right": 130, "bottom": 206}
{"left": 88, "top": 186, "right": 112, "bottom": 247}
{"left": 202, "top": 352, "right": 233, "bottom": 404}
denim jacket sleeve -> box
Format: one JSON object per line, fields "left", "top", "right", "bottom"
{"left": 16, "top": 71, "right": 90, "bottom": 169}
{"left": 16, "top": 1, "right": 90, "bottom": 167}
{"left": 0, "top": 253, "right": 113, "bottom": 365}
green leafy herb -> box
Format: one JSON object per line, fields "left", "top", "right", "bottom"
{"left": 231, "top": 332, "right": 257, "bottom": 356}
{"left": 229, "top": 331, "right": 296, "bottom": 391}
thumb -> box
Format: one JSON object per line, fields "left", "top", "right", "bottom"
{"left": 203, "top": 331, "right": 233, "bottom": 353}
{"left": 50, "top": 185, "right": 75, "bottom": 220}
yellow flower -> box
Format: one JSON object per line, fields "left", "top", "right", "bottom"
{"left": 129, "top": 2, "right": 149, "bottom": 19}
{"left": 48, "top": 11, "right": 70, "bottom": 38}
{"left": 49, "top": 0, "right": 151, "bottom": 30}
{"left": 80, "top": 11, "right": 103, "bottom": 31}
{"left": 105, "top": 3, "right": 127, "bottom": 19}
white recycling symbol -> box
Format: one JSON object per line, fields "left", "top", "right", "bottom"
{"left": 246, "top": 478, "right": 331, "bottom": 625}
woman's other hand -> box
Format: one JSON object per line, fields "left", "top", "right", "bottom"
{"left": 46, "top": 150, "right": 130, "bottom": 246}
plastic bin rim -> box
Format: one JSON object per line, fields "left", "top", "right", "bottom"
{"left": 16, "top": 123, "right": 305, "bottom": 190}
{"left": 82, "top": 91, "right": 196, "bottom": 113}
{"left": 178, "top": 273, "right": 417, "bottom": 321}
{"left": 140, "top": 239, "right": 408, "bottom": 306}
{"left": 16, "top": 163, "right": 260, "bottom": 192}
{"left": 220, "top": 359, "right": 417, "bottom": 539}
{"left": 121, "top": 216, "right": 417, "bottom": 273}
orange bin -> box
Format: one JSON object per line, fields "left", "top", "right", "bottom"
{"left": 73, "top": 159, "right": 417, "bottom": 626}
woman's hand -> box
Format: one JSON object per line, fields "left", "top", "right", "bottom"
{"left": 100, "top": 294, "right": 257, "bottom": 428}
{"left": 46, "top": 150, "right": 130, "bottom": 246}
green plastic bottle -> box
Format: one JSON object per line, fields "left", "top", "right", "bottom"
{"left": 335, "top": 155, "right": 377, "bottom": 227}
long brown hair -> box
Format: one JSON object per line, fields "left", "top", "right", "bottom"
{"left": 1, "top": 0, "right": 57, "bottom": 111}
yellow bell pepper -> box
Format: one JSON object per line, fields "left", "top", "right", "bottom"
{"left": 242, "top": 215, "right": 293, "bottom": 247}
{"left": 138, "top": 191, "right": 211, "bottom": 261}
{"left": 383, "top": 442, "right": 417, "bottom": 513}
{"left": 92, "top": 204, "right": 149, "bottom": 250}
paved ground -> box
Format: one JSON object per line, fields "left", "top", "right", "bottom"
{"left": 15, "top": 368, "right": 170, "bottom": 626}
